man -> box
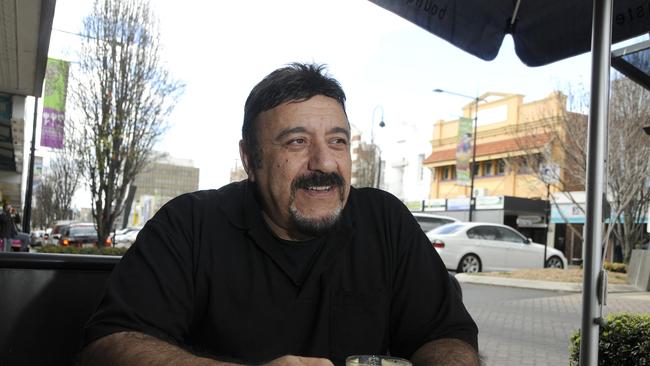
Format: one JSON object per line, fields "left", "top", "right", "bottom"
{"left": 7, "top": 204, "right": 30, "bottom": 252}
{"left": 80, "top": 63, "right": 479, "bottom": 366}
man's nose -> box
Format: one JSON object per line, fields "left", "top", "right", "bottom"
{"left": 308, "top": 140, "right": 337, "bottom": 173}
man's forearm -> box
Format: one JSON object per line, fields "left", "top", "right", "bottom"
{"left": 410, "top": 338, "right": 480, "bottom": 366}
{"left": 78, "top": 331, "right": 334, "bottom": 366}
{"left": 78, "top": 331, "right": 230, "bottom": 366}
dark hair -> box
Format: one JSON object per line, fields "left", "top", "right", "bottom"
{"left": 242, "top": 63, "right": 347, "bottom": 169}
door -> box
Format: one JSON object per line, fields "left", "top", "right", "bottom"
{"left": 494, "top": 226, "right": 542, "bottom": 269}
{"left": 466, "top": 226, "right": 508, "bottom": 271}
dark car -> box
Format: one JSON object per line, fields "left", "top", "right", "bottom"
{"left": 58, "top": 223, "right": 111, "bottom": 248}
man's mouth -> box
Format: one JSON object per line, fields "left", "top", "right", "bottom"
{"left": 291, "top": 172, "right": 345, "bottom": 202}
{"left": 304, "top": 185, "right": 333, "bottom": 192}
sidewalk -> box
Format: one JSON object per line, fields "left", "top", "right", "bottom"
{"left": 456, "top": 273, "right": 648, "bottom": 294}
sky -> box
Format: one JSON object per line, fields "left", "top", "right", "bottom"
{"left": 46, "top": 0, "right": 600, "bottom": 192}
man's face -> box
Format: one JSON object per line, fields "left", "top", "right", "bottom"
{"left": 241, "top": 95, "right": 352, "bottom": 240}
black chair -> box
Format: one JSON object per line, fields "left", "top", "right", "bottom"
{"left": 0, "top": 252, "right": 119, "bottom": 365}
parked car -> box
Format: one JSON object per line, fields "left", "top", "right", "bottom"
{"left": 29, "top": 230, "right": 47, "bottom": 247}
{"left": 114, "top": 227, "right": 141, "bottom": 248}
{"left": 47, "top": 220, "right": 75, "bottom": 245}
{"left": 427, "top": 222, "right": 568, "bottom": 273}
{"left": 412, "top": 212, "right": 460, "bottom": 232}
{"left": 9, "top": 239, "right": 23, "bottom": 252}
{"left": 58, "top": 223, "right": 111, "bottom": 248}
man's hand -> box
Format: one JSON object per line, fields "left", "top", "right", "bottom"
{"left": 410, "top": 338, "right": 480, "bottom": 366}
{"left": 263, "top": 355, "right": 334, "bottom": 366}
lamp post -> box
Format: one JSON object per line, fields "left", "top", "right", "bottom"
{"left": 371, "top": 106, "right": 386, "bottom": 189}
{"left": 433, "top": 89, "right": 481, "bottom": 221}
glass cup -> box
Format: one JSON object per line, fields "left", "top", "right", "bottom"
{"left": 345, "top": 355, "right": 412, "bottom": 366}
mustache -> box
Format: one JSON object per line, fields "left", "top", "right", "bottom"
{"left": 291, "top": 172, "right": 345, "bottom": 191}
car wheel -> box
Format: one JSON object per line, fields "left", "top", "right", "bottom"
{"left": 458, "top": 254, "right": 482, "bottom": 273}
{"left": 545, "top": 256, "right": 564, "bottom": 269}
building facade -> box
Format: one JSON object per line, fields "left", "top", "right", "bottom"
{"left": 424, "top": 91, "right": 576, "bottom": 200}
{"left": 125, "top": 155, "right": 200, "bottom": 226}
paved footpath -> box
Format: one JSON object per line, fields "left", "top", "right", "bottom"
{"left": 458, "top": 276, "right": 650, "bottom": 366}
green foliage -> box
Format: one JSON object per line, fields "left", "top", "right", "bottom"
{"left": 569, "top": 312, "right": 650, "bottom": 365}
{"left": 603, "top": 261, "right": 627, "bottom": 273}
{"left": 37, "top": 244, "right": 128, "bottom": 256}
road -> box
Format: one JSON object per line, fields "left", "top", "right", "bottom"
{"left": 460, "top": 283, "right": 650, "bottom": 366}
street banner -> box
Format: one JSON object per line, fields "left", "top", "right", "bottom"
{"left": 41, "top": 58, "right": 70, "bottom": 149}
{"left": 456, "top": 117, "right": 473, "bottom": 186}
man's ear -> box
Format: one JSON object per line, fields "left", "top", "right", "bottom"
{"left": 239, "top": 140, "right": 255, "bottom": 182}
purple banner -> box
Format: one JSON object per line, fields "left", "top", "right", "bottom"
{"left": 41, "top": 58, "right": 69, "bottom": 149}
{"left": 40, "top": 108, "right": 65, "bottom": 149}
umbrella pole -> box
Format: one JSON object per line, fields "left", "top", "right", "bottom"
{"left": 580, "top": 0, "right": 613, "bottom": 364}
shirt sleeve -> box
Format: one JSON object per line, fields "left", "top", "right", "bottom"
{"left": 83, "top": 196, "right": 197, "bottom": 347}
{"left": 388, "top": 204, "right": 479, "bottom": 358}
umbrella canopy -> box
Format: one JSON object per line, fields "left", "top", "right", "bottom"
{"left": 368, "top": 0, "right": 650, "bottom": 66}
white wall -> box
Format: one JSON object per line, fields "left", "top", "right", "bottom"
{"left": 380, "top": 120, "right": 432, "bottom": 202}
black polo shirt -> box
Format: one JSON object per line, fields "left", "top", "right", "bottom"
{"left": 84, "top": 181, "right": 478, "bottom": 365}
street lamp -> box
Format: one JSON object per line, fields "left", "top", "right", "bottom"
{"left": 371, "top": 106, "right": 386, "bottom": 189}
{"left": 433, "top": 89, "right": 481, "bottom": 222}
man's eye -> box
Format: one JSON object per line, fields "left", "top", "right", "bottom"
{"left": 331, "top": 137, "right": 348, "bottom": 145}
{"left": 288, "top": 138, "right": 307, "bottom": 145}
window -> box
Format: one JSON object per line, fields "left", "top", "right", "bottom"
{"left": 441, "top": 165, "right": 456, "bottom": 181}
{"left": 495, "top": 227, "right": 527, "bottom": 243}
{"left": 516, "top": 157, "right": 532, "bottom": 174}
{"left": 517, "top": 154, "right": 542, "bottom": 174}
{"left": 468, "top": 226, "right": 498, "bottom": 240}
{"left": 496, "top": 159, "right": 506, "bottom": 175}
{"left": 472, "top": 163, "right": 479, "bottom": 176}
{"left": 483, "top": 161, "right": 493, "bottom": 176}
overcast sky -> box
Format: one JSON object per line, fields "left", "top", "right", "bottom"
{"left": 48, "top": 0, "right": 598, "bottom": 191}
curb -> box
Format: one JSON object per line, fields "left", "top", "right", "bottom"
{"left": 455, "top": 273, "right": 643, "bottom": 293}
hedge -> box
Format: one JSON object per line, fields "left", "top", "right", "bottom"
{"left": 569, "top": 312, "right": 650, "bottom": 365}
{"left": 37, "top": 244, "right": 128, "bottom": 256}
{"left": 603, "top": 261, "right": 627, "bottom": 273}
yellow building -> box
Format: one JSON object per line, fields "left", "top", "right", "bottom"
{"left": 424, "top": 91, "right": 579, "bottom": 201}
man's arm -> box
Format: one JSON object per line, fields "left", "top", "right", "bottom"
{"left": 410, "top": 338, "right": 480, "bottom": 366}
{"left": 78, "top": 331, "right": 334, "bottom": 366}
{"left": 78, "top": 332, "right": 222, "bottom": 366}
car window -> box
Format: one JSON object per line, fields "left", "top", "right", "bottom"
{"left": 415, "top": 216, "right": 455, "bottom": 232}
{"left": 69, "top": 226, "right": 97, "bottom": 236}
{"left": 495, "top": 227, "right": 527, "bottom": 243}
{"left": 468, "top": 226, "right": 498, "bottom": 240}
{"left": 430, "top": 223, "right": 464, "bottom": 235}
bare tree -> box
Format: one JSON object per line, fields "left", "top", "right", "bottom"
{"left": 33, "top": 177, "right": 55, "bottom": 228}
{"left": 49, "top": 148, "right": 81, "bottom": 221}
{"left": 607, "top": 77, "right": 650, "bottom": 263}
{"left": 70, "top": 0, "right": 183, "bottom": 243}
{"left": 514, "top": 91, "right": 589, "bottom": 247}
{"left": 516, "top": 80, "right": 650, "bottom": 263}
{"left": 32, "top": 146, "right": 80, "bottom": 228}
